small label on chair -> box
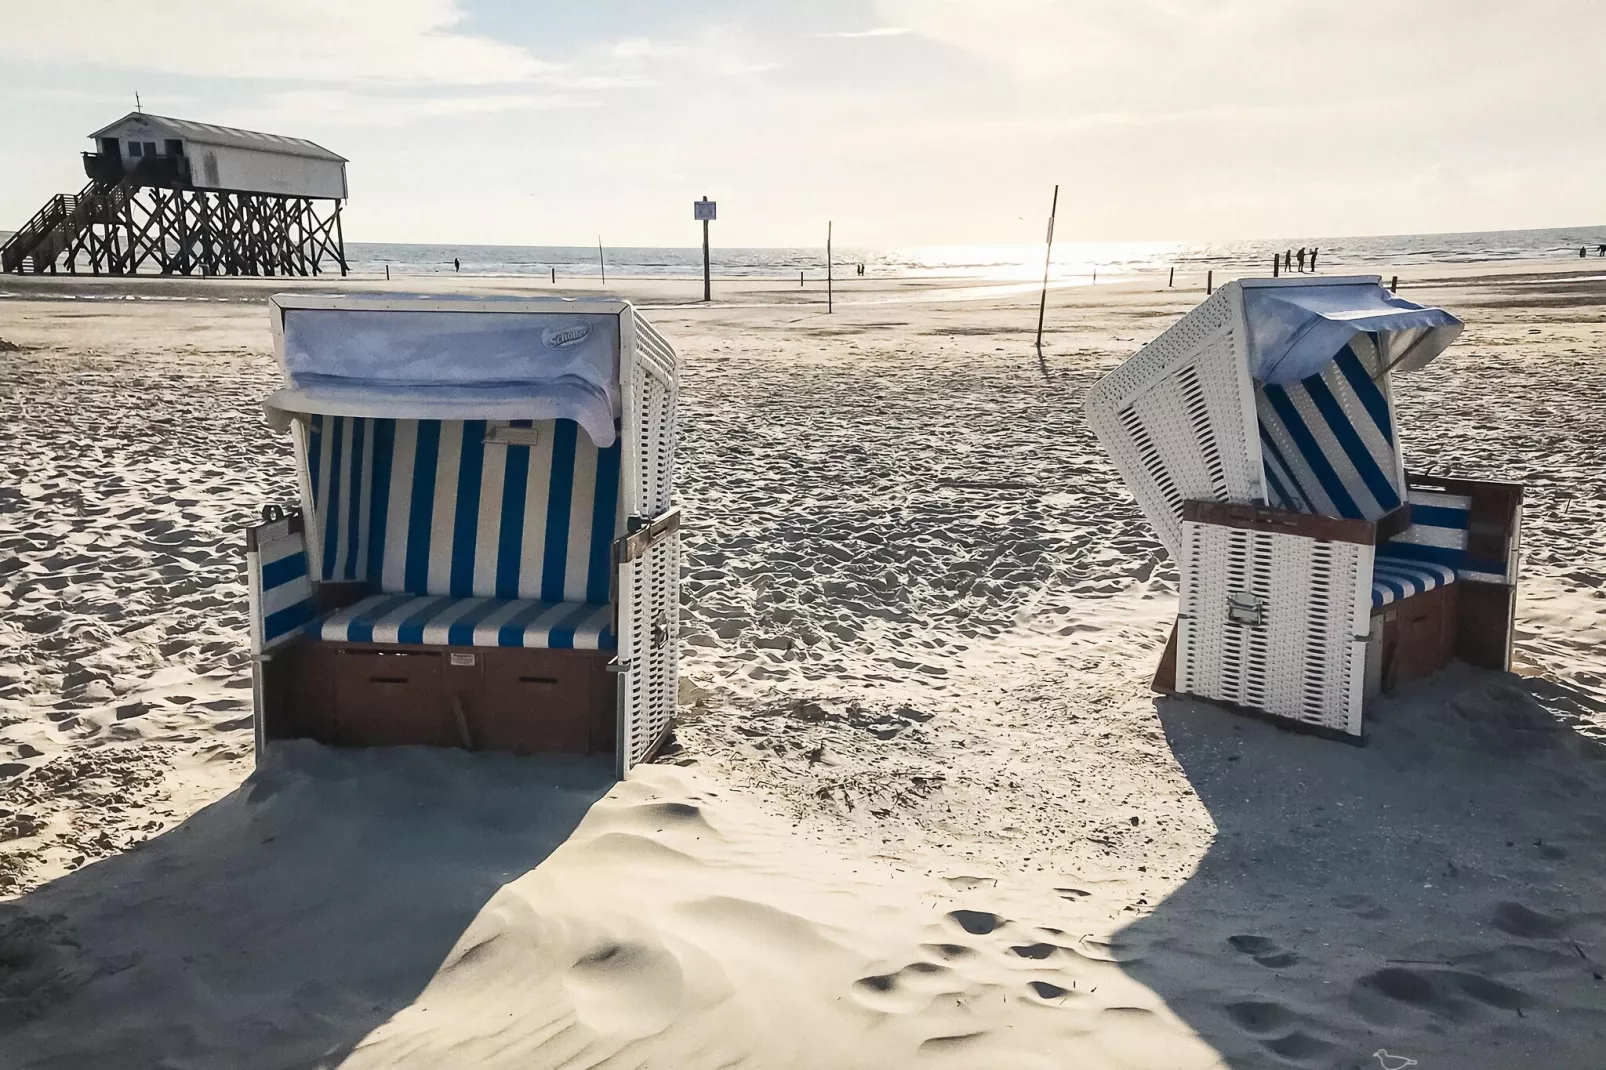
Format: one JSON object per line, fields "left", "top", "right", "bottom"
{"left": 449, "top": 652, "right": 476, "bottom": 667}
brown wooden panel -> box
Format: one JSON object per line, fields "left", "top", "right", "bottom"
{"left": 479, "top": 648, "right": 612, "bottom": 756}
{"left": 331, "top": 649, "right": 458, "bottom": 748}
{"left": 1151, "top": 621, "right": 1178, "bottom": 694}
{"left": 1183, "top": 499, "right": 1376, "bottom": 545}
{"left": 1455, "top": 580, "right": 1516, "bottom": 672}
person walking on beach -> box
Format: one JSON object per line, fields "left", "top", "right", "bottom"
{"left": 1598, "top": 244, "right": 1605, "bottom": 257}
{"left": 454, "top": 257, "right": 461, "bottom": 272}
{"left": 1297, "top": 247, "right": 1307, "bottom": 272}
{"left": 1310, "top": 247, "right": 1319, "bottom": 271}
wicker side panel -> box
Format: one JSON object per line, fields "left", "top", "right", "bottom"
{"left": 1085, "top": 287, "right": 1263, "bottom": 558}
{"left": 1178, "top": 520, "right": 1370, "bottom": 736}
{"left": 616, "top": 530, "right": 679, "bottom": 773}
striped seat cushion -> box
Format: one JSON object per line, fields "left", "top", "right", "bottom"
{"left": 1372, "top": 555, "right": 1457, "bottom": 608}
{"left": 319, "top": 593, "right": 616, "bottom": 650}
{"left": 307, "top": 416, "right": 622, "bottom": 603}
{"left": 1377, "top": 487, "right": 1508, "bottom": 583}
{"left": 1258, "top": 337, "right": 1403, "bottom": 521}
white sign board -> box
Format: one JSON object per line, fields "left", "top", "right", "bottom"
{"left": 693, "top": 200, "right": 717, "bottom": 221}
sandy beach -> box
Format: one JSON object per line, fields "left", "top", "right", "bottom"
{"left": 2, "top": 263, "right": 1604, "bottom": 1068}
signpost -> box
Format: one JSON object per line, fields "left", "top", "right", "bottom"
{"left": 1035, "top": 183, "right": 1058, "bottom": 350}
{"left": 826, "top": 220, "right": 833, "bottom": 314}
{"left": 694, "top": 197, "right": 716, "bottom": 301}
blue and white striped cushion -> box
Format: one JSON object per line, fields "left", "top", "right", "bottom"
{"left": 1258, "top": 338, "right": 1403, "bottom": 521}
{"left": 319, "top": 593, "right": 616, "bottom": 650}
{"left": 1371, "top": 556, "right": 1457, "bottom": 608}
{"left": 307, "top": 417, "right": 622, "bottom": 604}
{"left": 257, "top": 534, "right": 317, "bottom": 648}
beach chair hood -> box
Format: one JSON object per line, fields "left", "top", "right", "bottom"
{"left": 1242, "top": 280, "right": 1462, "bottom": 385}
{"left": 263, "top": 301, "right": 621, "bottom": 447}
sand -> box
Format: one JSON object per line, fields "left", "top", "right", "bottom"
{"left": 1, "top": 263, "right": 1604, "bottom": 1068}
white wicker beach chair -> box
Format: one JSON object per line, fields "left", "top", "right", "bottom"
{"left": 1086, "top": 277, "right": 1521, "bottom": 740}
{"left": 244, "top": 295, "right": 680, "bottom": 776}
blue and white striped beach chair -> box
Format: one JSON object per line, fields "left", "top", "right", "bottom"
{"left": 244, "top": 295, "right": 681, "bottom": 775}
{"left": 1087, "top": 277, "right": 1522, "bottom": 740}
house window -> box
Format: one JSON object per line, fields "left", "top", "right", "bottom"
{"left": 128, "top": 142, "right": 143, "bottom": 157}
{"left": 164, "top": 139, "right": 182, "bottom": 156}
{"left": 143, "top": 142, "right": 157, "bottom": 156}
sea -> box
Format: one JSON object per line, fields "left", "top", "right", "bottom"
{"left": 343, "top": 225, "right": 1606, "bottom": 283}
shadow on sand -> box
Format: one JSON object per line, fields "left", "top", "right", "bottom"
{"left": 1112, "top": 666, "right": 1606, "bottom": 1069}
{"left": 1, "top": 741, "right": 613, "bottom": 1070}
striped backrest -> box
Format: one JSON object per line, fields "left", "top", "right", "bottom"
{"left": 306, "top": 416, "right": 623, "bottom": 603}
{"left": 1257, "top": 339, "right": 1403, "bottom": 521}
{"left": 1376, "top": 485, "right": 1520, "bottom": 583}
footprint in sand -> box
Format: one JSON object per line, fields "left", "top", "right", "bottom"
{"left": 1490, "top": 900, "right": 1568, "bottom": 938}
{"left": 1350, "top": 966, "right": 1530, "bottom": 1026}
{"left": 1225, "top": 1001, "right": 1335, "bottom": 1062}
{"left": 1331, "top": 893, "right": 1390, "bottom": 920}
{"left": 1228, "top": 934, "right": 1299, "bottom": 968}
{"left": 947, "top": 909, "right": 1005, "bottom": 935}
{"left": 851, "top": 961, "right": 961, "bottom": 1014}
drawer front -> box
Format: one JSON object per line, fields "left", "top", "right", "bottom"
{"left": 332, "top": 650, "right": 458, "bottom": 748}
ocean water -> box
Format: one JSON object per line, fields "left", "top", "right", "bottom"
{"left": 347, "top": 225, "right": 1606, "bottom": 282}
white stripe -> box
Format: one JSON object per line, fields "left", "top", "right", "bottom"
{"left": 355, "top": 417, "right": 375, "bottom": 580}
{"left": 1389, "top": 524, "right": 1467, "bottom": 551}
{"left": 368, "top": 596, "right": 440, "bottom": 644}
{"left": 518, "top": 601, "right": 581, "bottom": 648}
{"left": 262, "top": 576, "right": 313, "bottom": 618}
{"left": 473, "top": 431, "right": 508, "bottom": 596}
{"left": 257, "top": 532, "right": 305, "bottom": 568}
{"left": 319, "top": 594, "right": 386, "bottom": 640}
{"left": 382, "top": 421, "right": 418, "bottom": 592}
{"left": 1284, "top": 381, "right": 1386, "bottom": 520}
{"left": 471, "top": 599, "right": 534, "bottom": 645}
{"left": 330, "top": 415, "right": 357, "bottom": 580}
{"left": 420, "top": 597, "right": 492, "bottom": 645}
{"left": 517, "top": 425, "right": 556, "bottom": 598}
{"left": 1405, "top": 489, "right": 1472, "bottom": 512}
{"left": 426, "top": 422, "right": 463, "bottom": 594}
{"left": 567, "top": 603, "right": 615, "bottom": 650}
{"left": 564, "top": 433, "right": 598, "bottom": 601}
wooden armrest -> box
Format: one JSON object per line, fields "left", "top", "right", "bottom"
{"left": 1182, "top": 499, "right": 1377, "bottom": 545}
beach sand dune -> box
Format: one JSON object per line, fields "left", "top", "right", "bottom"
{"left": 2, "top": 267, "right": 1604, "bottom": 1068}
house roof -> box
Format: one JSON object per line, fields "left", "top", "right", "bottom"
{"left": 89, "top": 112, "right": 346, "bottom": 163}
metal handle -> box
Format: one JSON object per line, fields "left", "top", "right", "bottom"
{"left": 1226, "top": 590, "right": 1266, "bottom": 627}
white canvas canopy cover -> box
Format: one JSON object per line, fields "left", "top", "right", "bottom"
{"left": 265, "top": 302, "right": 622, "bottom": 446}
{"left": 1240, "top": 278, "right": 1462, "bottom": 385}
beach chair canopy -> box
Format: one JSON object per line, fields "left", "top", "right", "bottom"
{"left": 1242, "top": 280, "right": 1462, "bottom": 385}
{"left": 264, "top": 299, "right": 621, "bottom": 447}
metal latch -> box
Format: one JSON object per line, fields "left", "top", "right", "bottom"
{"left": 1226, "top": 590, "right": 1265, "bottom": 627}
{"left": 651, "top": 613, "right": 670, "bottom": 649}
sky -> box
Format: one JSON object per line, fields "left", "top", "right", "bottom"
{"left": 3, "top": 0, "right": 1603, "bottom": 247}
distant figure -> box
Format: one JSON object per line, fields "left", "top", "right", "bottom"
{"left": 1598, "top": 244, "right": 1605, "bottom": 257}
{"left": 1310, "top": 247, "right": 1319, "bottom": 271}
{"left": 1583, "top": 247, "right": 1589, "bottom": 259}
{"left": 1297, "top": 247, "right": 1307, "bottom": 272}
{"left": 1285, "top": 249, "right": 1292, "bottom": 272}
{"left": 454, "top": 257, "right": 461, "bottom": 272}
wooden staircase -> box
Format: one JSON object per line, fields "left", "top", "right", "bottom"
{"left": 1, "top": 172, "right": 139, "bottom": 274}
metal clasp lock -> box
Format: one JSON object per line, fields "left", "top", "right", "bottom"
{"left": 651, "top": 613, "right": 670, "bottom": 650}
{"left": 1226, "top": 590, "right": 1265, "bottom": 627}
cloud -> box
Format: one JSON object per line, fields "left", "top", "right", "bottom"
{"left": 809, "top": 27, "right": 914, "bottom": 39}
{"left": 218, "top": 90, "right": 594, "bottom": 131}
{"left": 4, "top": 0, "right": 555, "bottom": 85}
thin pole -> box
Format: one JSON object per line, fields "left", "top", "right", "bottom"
{"left": 827, "top": 221, "right": 833, "bottom": 314}
{"left": 1168, "top": 266, "right": 1174, "bottom": 288}
{"left": 1035, "top": 183, "right": 1059, "bottom": 349}
{"left": 333, "top": 200, "right": 347, "bottom": 276}
{"left": 1207, "top": 269, "right": 1214, "bottom": 295}
{"left": 551, "top": 267, "right": 555, "bottom": 284}
{"left": 800, "top": 270, "right": 804, "bottom": 287}
{"left": 598, "top": 236, "right": 605, "bottom": 284}
{"left": 702, "top": 198, "right": 711, "bottom": 302}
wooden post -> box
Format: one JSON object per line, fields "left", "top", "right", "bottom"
{"left": 1391, "top": 275, "right": 1398, "bottom": 292}
{"left": 551, "top": 267, "right": 556, "bottom": 284}
{"left": 333, "top": 200, "right": 347, "bottom": 276}
{"left": 1207, "top": 270, "right": 1213, "bottom": 295}
{"left": 826, "top": 221, "right": 833, "bottom": 314}
{"left": 800, "top": 270, "right": 804, "bottom": 287}
{"left": 1168, "top": 266, "right": 1174, "bottom": 288}
{"left": 1035, "top": 183, "right": 1059, "bottom": 349}
{"left": 385, "top": 264, "right": 390, "bottom": 281}
{"left": 701, "top": 196, "right": 712, "bottom": 302}
{"left": 598, "top": 236, "right": 606, "bottom": 284}
{"left": 1272, "top": 255, "right": 1279, "bottom": 278}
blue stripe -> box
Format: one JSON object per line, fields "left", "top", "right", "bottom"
{"left": 264, "top": 599, "right": 316, "bottom": 642}
{"left": 450, "top": 420, "right": 487, "bottom": 596}
{"left": 1262, "top": 455, "right": 1294, "bottom": 511}
{"left": 320, "top": 416, "right": 344, "bottom": 578}
{"left": 1303, "top": 374, "right": 1400, "bottom": 514}
{"left": 499, "top": 599, "right": 556, "bottom": 647}
{"left": 545, "top": 602, "right": 602, "bottom": 650}
{"left": 1263, "top": 384, "right": 1362, "bottom": 518}
{"left": 1334, "top": 345, "right": 1394, "bottom": 446}
{"left": 394, "top": 596, "right": 459, "bottom": 645}
{"left": 1376, "top": 542, "right": 1462, "bottom": 569}
{"left": 343, "top": 417, "right": 366, "bottom": 580}
{"left": 495, "top": 424, "right": 531, "bottom": 599}
{"left": 599, "top": 625, "right": 616, "bottom": 649}
{"left": 261, "top": 551, "right": 307, "bottom": 590}
{"left": 307, "top": 415, "right": 324, "bottom": 509}
{"left": 367, "top": 418, "right": 395, "bottom": 584}
{"left": 404, "top": 421, "right": 442, "bottom": 593}
{"left": 445, "top": 598, "right": 510, "bottom": 646}
{"left": 1410, "top": 505, "right": 1468, "bottom": 530}
{"left": 346, "top": 593, "right": 417, "bottom": 643}
{"left": 1259, "top": 426, "right": 1316, "bottom": 513}
{"left": 541, "top": 421, "right": 578, "bottom": 602}
{"left": 587, "top": 440, "right": 621, "bottom": 603}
